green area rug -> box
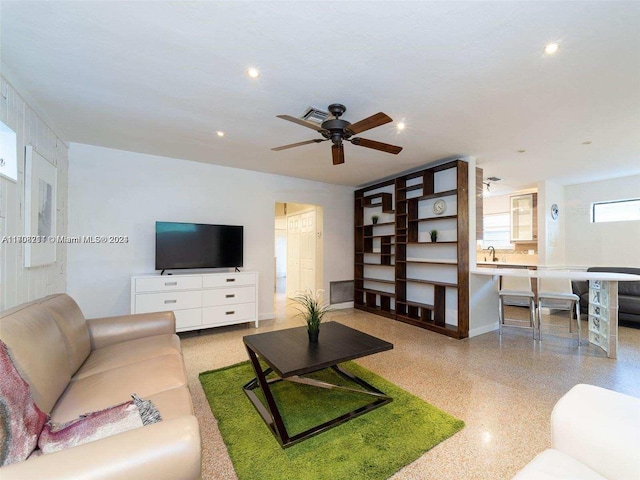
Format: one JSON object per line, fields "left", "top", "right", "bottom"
{"left": 199, "top": 361, "right": 464, "bottom": 480}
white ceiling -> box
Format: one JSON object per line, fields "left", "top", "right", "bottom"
{"left": 2, "top": 1, "right": 639, "bottom": 189}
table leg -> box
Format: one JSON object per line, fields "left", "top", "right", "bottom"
{"left": 243, "top": 345, "right": 290, "bottom": 445}
{"left": 243, "top": 354, "right": 392, "bottom": 448}
{"left": 587, "top": 280, "right": 618, "bottom": 359}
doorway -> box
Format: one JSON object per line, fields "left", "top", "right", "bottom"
{"left": 274, "top": 202, "right": 323, "bottom": 314}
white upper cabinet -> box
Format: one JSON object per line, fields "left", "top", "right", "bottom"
{"left": 510, "top": 193, "right": 536, "bottom": 242}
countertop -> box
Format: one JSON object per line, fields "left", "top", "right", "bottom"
{"left": 476, "top": 261, "right": 537, "bottom": 268}
{"left": 471, "top": 267, "right": 640, "bottom": 281}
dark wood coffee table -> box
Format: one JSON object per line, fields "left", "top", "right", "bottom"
{"left": 243, "top": 321, "right": 393, "bottom": 448}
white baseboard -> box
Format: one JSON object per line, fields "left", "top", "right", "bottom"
{"left": 330, "top": 301, "right": 354, "bottom": 310}
{"left": 469, "top": 322, "right": 499, "bottom": 338}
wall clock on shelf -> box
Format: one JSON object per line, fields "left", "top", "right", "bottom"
{"left": 433, "top": 199, "right": 447, "bottom": 215}
{"left": 551, "top": 203, "right": 559, "bottom": 220}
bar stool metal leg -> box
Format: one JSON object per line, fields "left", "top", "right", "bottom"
{"left": 529, "top": 298, "right": 536, "bottom": 339}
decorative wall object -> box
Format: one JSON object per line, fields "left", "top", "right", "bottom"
{"left": 24, "top": 145, "right": 57, "bottom": 267}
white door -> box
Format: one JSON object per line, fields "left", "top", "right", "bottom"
{"left": 286, "top": 215, "right": 301, "bottom": 298}
{"left": 299, "top": 210, "right": 316, "bottom": 294}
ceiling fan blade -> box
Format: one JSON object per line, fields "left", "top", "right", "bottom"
{"left": 346, "top": 112, "right": 392, "bottom": 135}
{"left": 332, "top": 144, "right": 345, "bottom": 165}
{"left": 350, "top": 137, "right": 403, "bottom": 154}
{"left": 276, "top": 115, "right": 328, "bottom": 132}
{"left": 271, "top": 139, "right": 326, "bottom": 151}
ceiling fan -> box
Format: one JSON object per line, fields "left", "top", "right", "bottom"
{"left": 271, "top": 104, "right": 403, "bottom": 165}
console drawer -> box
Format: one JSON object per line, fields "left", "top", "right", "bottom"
{"left": 202, "top": 273, "right": 256, "bottom": 289}
{"left": 202, "top": 286, "right": 255, "bottom": 307}
{"left": 135, "top": 275, "right": 202, "bottom": 293}
{"left": 175, "top": 308, "right": 202, "bottom": 330}
{"left": 135, "top": 290, "right": 202, "bottom": 313}
{"left": 202, "top": 303, "right": 255, "bottom": 326}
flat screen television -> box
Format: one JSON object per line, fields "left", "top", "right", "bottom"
{"left": 155, "top": 222, "right": 243, "bottom": 271}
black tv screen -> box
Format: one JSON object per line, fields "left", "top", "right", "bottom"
{"left": 155, "top": 222, "right": 243, "bottom": 270}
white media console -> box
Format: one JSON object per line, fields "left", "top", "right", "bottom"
{"left": 130, "top": 271, "right": 258, "bottom": 332}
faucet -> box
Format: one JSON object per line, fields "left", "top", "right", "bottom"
{"left": 488, "top": 246, "right": 498, "bottom": 262}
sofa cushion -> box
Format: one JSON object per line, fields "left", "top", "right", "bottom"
{"left": 73, "top": 334, "right": 181, "bottom": 380}
{"left": 0, "top": 341, "right": 48, "bottom": 466}
{"left": 618, "top": 295, "right": 640, "bottom": 316}
{"left": 144, "top": 387, "right": 195, "bottom": 420}
{"left": 50, "top": 354, "right": 187, "bottom": 423}
{"left": 512, "top": 449, "right": 606, "bottom": 480}
{"left": 0, "top": 303, "right": 71, "bottom": 414}
{"left": 39, "top": 294, "right": 91, "bottom": 376}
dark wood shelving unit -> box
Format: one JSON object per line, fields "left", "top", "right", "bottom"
{"left": 362, "top": 277, "right": 395, "bottom": 284}
{"left": 354, "top": 180, "right": 397, "bottom": 316}
{"left": 355, "top": 159, "right": 470, "bottom": 339}
{"left": 362, "top": 192, "right": 394, "bottom": 213}
{"left": 408, "top": 214, "right": 458, "bottom": 223}
{"left": 355, "top": 221, "right": 395, "bottom": 228}
{"left": 407, "top": 241, "right": 458, "bottom": 245}
{"left": 414, "top": 189, "right": 458, "bottom": 201}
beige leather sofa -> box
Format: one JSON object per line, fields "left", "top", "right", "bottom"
{"left": 0, "top": 294, "right": 201, "bottom": 479}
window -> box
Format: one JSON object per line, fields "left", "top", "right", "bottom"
{"left": 592, "top": 198, "right": 640, "bottom": 223}
{"left": 480, "top": 212, "right": 513, "bottom": 249}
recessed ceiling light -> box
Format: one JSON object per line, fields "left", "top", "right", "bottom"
{"left": 396, "top": 122, "right": 406, "bottom": 131}
{"left": 517, "top": 149, "right": 526, "bottom": 153}
{"left": 247, "top": 67, "right": 260, "bottom": 79}
{"left": 582, "top": 141, "right": 592, "bottom": 145}
{"left": 216, "top": 131, "right": 225, "bottom": 137}
{"left": 544, "top": 43, "right": 559, "bottom": 55}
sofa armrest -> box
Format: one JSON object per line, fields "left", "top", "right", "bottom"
{"left": 571, "top": 280, "right": 589, "bottom": 298}
{"left": 0, "top": 416, "right": 201, "bottom": 480}
{"left": 87, "top": 311, "right": 176, "bottom": 350}
{"left": 551, "top": 384, "right": 640, "bottom": 480}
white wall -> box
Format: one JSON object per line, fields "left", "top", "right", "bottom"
{"left": 565, "top": 175, "right": 640, "bottom": 267}
{"left": 67, "top": 143, "right": 354, "bottom": 318}
{"left": 0, "top": 75, "right": 68, "bottom": 311}
{"left": 537, "top": 179, "right": 566, "bottom": 266}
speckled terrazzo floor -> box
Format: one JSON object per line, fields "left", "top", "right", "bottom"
{"left": 180, "top": 299, "right": 640, "bottom": 480}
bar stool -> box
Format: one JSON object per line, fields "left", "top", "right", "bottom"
{"left": 537, "top": 277, "right": 581, "bottom": 344}
{"left": 499, "top": 275, "right": 536, "bottom": 338}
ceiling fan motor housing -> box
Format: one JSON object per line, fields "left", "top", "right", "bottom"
{"left": 322, "top": 118, "right": 353, "bottom": 145}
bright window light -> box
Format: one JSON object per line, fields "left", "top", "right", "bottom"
{"left": 480, "top": 213, "right": 513, "bottom": 250}
{"left": 592, "top": 198, "right": 640, "bottom": 223}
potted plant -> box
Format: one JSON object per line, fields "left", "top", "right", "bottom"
{"left": 293, "top": 290, "right": 331, "bottom": 343}
{"left": 372, "top": 215, "right": 379, "bottom": 225}
{"left": 430, "top": 229, "right": 438, "bottom": 242}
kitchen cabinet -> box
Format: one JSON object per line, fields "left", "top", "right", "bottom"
{"left": 510, "top": 193, "right": 537, "bottom": 242}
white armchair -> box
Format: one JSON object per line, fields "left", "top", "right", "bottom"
{"left": 513, "top": 384, "right": 640, "bottom": 480}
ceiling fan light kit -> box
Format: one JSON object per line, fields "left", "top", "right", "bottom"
{"left": 272, "top": 103, "right": 403, "bottom": 165}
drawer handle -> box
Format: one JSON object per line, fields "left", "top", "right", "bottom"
{"left": 164, "top": 299, "right": 177, "bottom": 304}
{"left": 165, "top": 282, "right": 177, "bottom": 286}
{"left": 226, "top": 311, "right": 235, "bottom": 315}
{"left": 225, "top": 294, "right": 235, "bottom": 298}
{"left": 226, "top": 278, "right": 236, "bottom": 282}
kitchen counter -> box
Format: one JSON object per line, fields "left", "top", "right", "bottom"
{"left": 471, "top": 267, "right": 640, "bottom": 359}
{"left": 476, "top": 261, "right": 537, "bottom": 268}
